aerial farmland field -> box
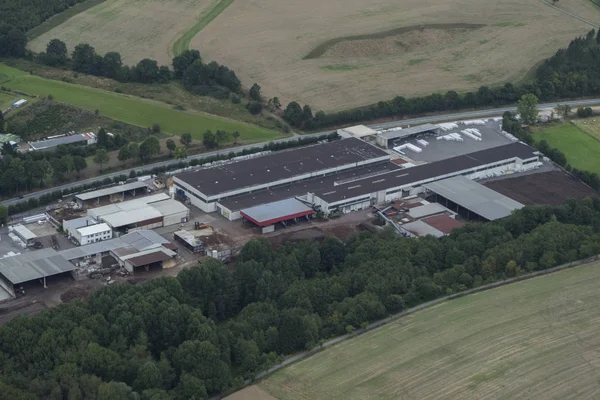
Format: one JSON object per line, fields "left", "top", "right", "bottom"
{"left": 192, "top": 0, "right": 598, "bottom": 111}
{"left": 28, "top": 0, "right": 599, "bottom": 112}
{"left": 28, "top": 0, "right": 219, "bottom": 65}
{"left": 244, "top": 261, "right": 600, "bottom": 400}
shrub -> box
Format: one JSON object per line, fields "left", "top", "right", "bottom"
{"left": 247, "top": 101, "right": 263, "bottom": 115}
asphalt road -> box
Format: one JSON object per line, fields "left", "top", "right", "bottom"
{"left": 4, "top": 98, "right": 600, "bottom": 207}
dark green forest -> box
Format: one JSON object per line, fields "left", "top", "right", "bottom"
{"left": 283, "top": 29, "right": 600, "bottom": 129}
{"left": 2, "top": 198, "right": 600, "bottom": 399}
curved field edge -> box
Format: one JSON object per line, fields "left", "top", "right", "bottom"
{"left": 0, "top": 63, "right": 281, "bottom": 142}
{"left": 303, "top": 23, "right": 485, "bottom": 59}
{"left": 171, "top": 0, "right": 235, "bottom": 57}
{"left": 257, "top": 258, "right": 600, "bottom": 400}
{"left": 27, "top": 0, "right": 107, "bottom": 41}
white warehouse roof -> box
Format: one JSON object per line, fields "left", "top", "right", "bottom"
{"left": 341, "top": 125, "right": 377, "bottom": 138}
{"left": 150, "top": 199, "right": 189, "bottom": 216}
{"left": 12, "top": 224, "right": 37, "bottom": 241}
{"left": 77, "top": 223, "right": 111, "bottom": 236}
{"left": 100, "top": 207, "right": 163, "bottom": 228}
{"left": 88, "top": 193, "right": 170, "bottom": 219}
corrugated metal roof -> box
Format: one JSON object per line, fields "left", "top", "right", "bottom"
{"left": 150, "top": 199, "right": 189, "bottom": 216}
{"left": 76, "top": 182, "right": 148, "bottom": 201}
{"left": 29, "top": 134, "right": 87, "bottom": 150}
{"left": 12, "top": 224, "right": 37, "bottom": 240}
{"left": 407, "top": 203, "right": 450, "bottom": 219}
{"left": 241, "top": 198, "right": 313, "bottom": 225}
{"left": 0, "top": 249, "right": 76, "bottom": 284}
{"left": 63, "top": 216, "right": 97, "bottom": 231}
{"left": 402, "top": 220, "right": 445, "bottom": 238}
{"left": 101, "top": 207, "right": 163, "bottom": 228}
{"left": 124, "top": 249, "right": 176, "bottom": 267}
{"left": 424, "top": 176, "right": 524, "bottom": 221}
{"left": 87, "top": 193, "right": 170, "bottom": 218}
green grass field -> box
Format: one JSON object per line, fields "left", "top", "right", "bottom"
{"left": 0, "top": 64, "right": 281, "bottom": 143}
{"left": 0, "top": 92, "right": 21, "bottom": 110}
{"left": 532, "top": 122, "right": 600, "bottom": 174}
{"left": 258, "top": 261, "right": 600, "bottom": 400}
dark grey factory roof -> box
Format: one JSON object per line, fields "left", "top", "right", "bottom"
{"left": 218, "top": 162, "right": 399, "bottom": 211}
{"left": 424, "top": 176, "right": 524, "bottom": 220}
{"left": 175, "top": 138, "right": 389, "bottom": 196}
{"left": 314, "top": 142, "right": 538, "bottom": 203}
{"left": 29, "top": 135, "right": 87, "bottom": 150}
{"left": 0, "top": 249, "right": 76, "bottom": 284}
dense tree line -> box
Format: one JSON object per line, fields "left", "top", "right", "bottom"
{"left": 283, "top": 29, "right": 600, "bottom": 130}
{"left": 0, "top": 0, "right": 88, "bottom": 32}
{"left": 0, "top": 0, "right": 91, "bottom": 58}
{"left": 2, "top": 198, "right": 600, "bottom": 398}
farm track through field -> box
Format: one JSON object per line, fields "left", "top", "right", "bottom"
{"left": 304, "top": 23, "right": 485, "bottom": 59}
{"left": 540, "top": 0, "right": 600, "bottom": 28}
{"left": 171, "top": 0, "right": 234, "bottom": 57}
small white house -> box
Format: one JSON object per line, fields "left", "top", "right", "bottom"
{"left": 12, "top": 99, "right": 27, "bottom": 108}
{"left": 73, "top": 223, "right": 113, "bottom": 246}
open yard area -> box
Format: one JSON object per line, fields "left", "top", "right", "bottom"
{"left": 254, "top": 261, "right": 600, "bottom": 400}
{"left": 28, "top": 0, "right": 218, "bottom": 65}
{"left": 532, "top": 122, "right": 600, "bottom": 174}
{"left": 191, "top": 0, "right": 598, "bottom": 111}
{"left": 0, "top": 64, "right": 281, "bottom": 143}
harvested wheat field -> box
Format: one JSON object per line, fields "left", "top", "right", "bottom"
{"left": 29, "top": 0, "right": 217, "bottom": 65}
{"left": 192, "top": 0, "right": 598, "bottom": 111}
{"left": 251, "top": 261, "right": 600, "bottom": 400}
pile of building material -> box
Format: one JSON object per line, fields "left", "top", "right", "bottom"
{"left": 437, "top": 133, "right": 464, "bottom": 142}
{"left": 460, "top": 119, "right": 486, "bottom": 126}
{"left": 461, "top": 128, "right": 482, "bottom": 141}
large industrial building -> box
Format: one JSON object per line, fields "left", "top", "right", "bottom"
{"left": 174, "top": 130, "right": 542, "bottom": 227}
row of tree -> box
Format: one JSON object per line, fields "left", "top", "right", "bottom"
{"left": 37, "top": 40, "right": 243, "bottom": 96}
{"left": 282, "top": 29, "right": 600, "bottom": 130}
{"left": 2, "top": 197, "right": 600, "bottom": 398}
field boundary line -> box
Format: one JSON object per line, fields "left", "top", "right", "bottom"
{"left": 171, "top": 0, "right": 234, "bottom": 57}
{"left": 26, "top": 0, "right": 106, "bottom": 40}
{"left": 217, "top": 254, "right": 600, "bottom": 399}
{"left": 539, "top": 0, "right": 600, "bottom": 28}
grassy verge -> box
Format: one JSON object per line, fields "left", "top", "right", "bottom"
{"left": 5, "top": 58, "right": 282, "bottom": 131}
{"left": 171, "top": 0, "right": 235, "bottom": 56}
{"left": 260, "top": 261, "right": 600, "bottom": 399}
{"left": 27, "top": 0, "right": 106, "bottom": 40}
{"left": 0, "top": 63, "right": 282, "bottom": 144}
{"left": 532, "top": 122, "right": 600, "bottom": 174}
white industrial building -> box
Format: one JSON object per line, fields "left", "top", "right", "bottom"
{"left": 86, "top": 193, "right": 189, "bottom": 232}
{"left": 71, "top": 223, "right": 113, "bottom": 246}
